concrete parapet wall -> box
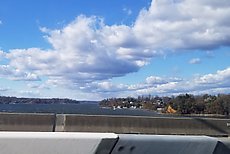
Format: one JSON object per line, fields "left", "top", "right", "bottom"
{"left": 111, "top": 134, "right": 230, "bottom": 154}
{"left": 0, "top": 132, "right": 229, "bottom": 154}
{"left": 0, "top": 132, "right": 118, "bottom": 154}
{"left": 0, "top": 113, "right": 55, "bottom": 131}
{"left": 58, "top": 115, "right": 230, "bottom": 137}
{"left": 0, "top": 113, "right": 230, "bottom": 137}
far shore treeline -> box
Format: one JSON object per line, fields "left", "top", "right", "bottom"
{"left": 0, "top": 96, "right": 79, "bottom": 104}
{"left": 99, "top": 94, "right": 230, "bottom": 115}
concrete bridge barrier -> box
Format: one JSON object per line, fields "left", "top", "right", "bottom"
{"left": 0, "top": 113, "right": 230, "bottom": 137}
{"left": 0, "top": 132, "right": 229, "bottom": 154}
{"left": 0, "top": 113, "right": 230, "bottom": 153}
{"left": 0, "top": 113, "right": 55, "bottom": 131}
{"left": 56, "top": 114, "right": 230, "bottom": 137}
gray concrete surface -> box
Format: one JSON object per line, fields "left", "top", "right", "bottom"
{"left": 0, "top": 113, "right": 230, "bottom": 137}
{"left": 58, "top": 114, "right": 230, "bottom": 137}
{"left": 0, "top": 113, "right": 55, "bottom": 131}
{"left": 0, "top": 132, "right": 229, "bottom": 154}
{"left": 0, "top": 132, "right": 118, "bottom": 154}
{"left": 111, "top": 134, "right": 223, "bottom": 154}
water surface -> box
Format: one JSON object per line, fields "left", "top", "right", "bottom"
{"left": 0, "top": 103, "right": 162, "bottom": 117}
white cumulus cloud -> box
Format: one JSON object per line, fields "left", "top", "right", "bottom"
{"left": 135, "top": 67, "right": 230, "bottom": 96}
{"left": 0, "top": 65, "right": 40, "bottom": 81}
{"left": 84, "top": 67, "right": 230, "bottom": 97}
{"left": 133, "top": 0, "right": 230, "bottom": 50}
{"left": 0, "top": 0, "right": 230, "bottom": 98}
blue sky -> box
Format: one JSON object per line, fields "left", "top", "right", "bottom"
{"left": 0, "top": 0, "right": 230, "bottom": 100}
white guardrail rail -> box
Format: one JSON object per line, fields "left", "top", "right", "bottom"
{"left": 0, "top": 132, "right": 230, "bottom": 154}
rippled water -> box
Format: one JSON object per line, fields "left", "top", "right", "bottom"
{"left": 0, "top": 102, "right": 162, "bottom": 117}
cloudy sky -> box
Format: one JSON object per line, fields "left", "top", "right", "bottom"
{"left": 0, "top": 0, "right": 230, "bottom": 100}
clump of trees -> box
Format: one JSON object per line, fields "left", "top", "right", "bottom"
{"left": 100, "top": 94, "right": 230, "bottom": 115}
{"left": 170, "top": 94, "right": 230, "bottom": 115}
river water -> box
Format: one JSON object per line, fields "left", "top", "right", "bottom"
{"left": 0, "top": 102, "right": 162, "bottom": 117}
